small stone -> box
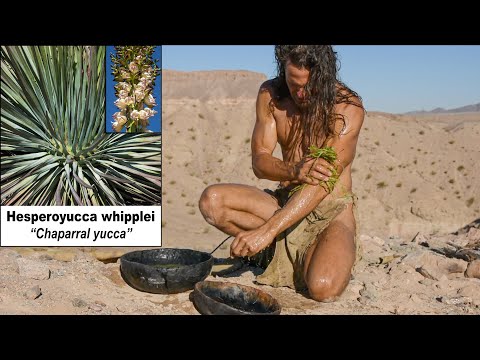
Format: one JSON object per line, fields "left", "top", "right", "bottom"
{"left": 417, "top": 266, "right": 439, "bottom": 280}
{"left": 35, "top": 254, "right": 53, "bottom": 261}
{"left": 359, "top": 285, "right": 377, "bottom": 301}
{"left": 372, "top": 236, "right": 385, "bottom": 246}
{"left": 54, "top": 269, "right": 66, "bottom": 277}
{"left": 72, "top": 298, "right": 87, "bottom": 308}
{"left": 419, "top": 278, "right": 435, "bottom": 286}
{"left": 409, "top": 294, "right": 422, "bottom": 303}
{"left": 440, "top": 296, "right": 472, "bottom": 305}
{"left": 457, "top": 285, "right": 480, "bottom": 299}
{"left": 411, "top": 232, "right": 428, "bottom": 244}
{"left": 17, "top": 258, "right": 50, "bottom": 280}
{"left": 95, "top": 300, "right": 106, "bottom": 307}
{"left": 116, "top": 305, "right": 127, "bottom": 313}
{"left": 24, "top": 285, "right": 42, "bottom": 300}
{"left": 465, "top": 260, "right": 480, "bottom": 279}
{"left": 89, "top": 304, "right": 103, "bottom": 312}
{"left": 467, "top": 227, "right": 480, "bottom": 241}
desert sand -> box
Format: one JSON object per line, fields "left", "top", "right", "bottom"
{"left": 1, "top": 70, "right": 479, "bottom": 315}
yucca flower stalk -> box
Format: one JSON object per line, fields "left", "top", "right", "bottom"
{"left": 110, "top": 46, "right": 160, "bottom": 133}
{"left": 1, "top": 46, "right": 161, "bottom": 206}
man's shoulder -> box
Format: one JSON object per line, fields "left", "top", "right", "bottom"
{"left": 256, "top": 79, "right": 280, "bottom": 115}
{"left": 335, "top": 96, "right": 365, "bottom": 134}
{"left": 258, "top": 79, "right": 277, "bottom": 98}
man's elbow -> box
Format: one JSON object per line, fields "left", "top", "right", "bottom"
{"left": 252, "top": 163, "right": 265, "bottom": 179}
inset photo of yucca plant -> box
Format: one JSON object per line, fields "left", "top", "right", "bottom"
{"left": 107, "top": 46, "right": 161, "bottom": 133}
{"left": 1, "top": 46, "right": 161, "bottom": 206}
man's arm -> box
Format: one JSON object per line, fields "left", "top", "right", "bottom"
{"left": 251, "top": 82, "right": 335, "bottom": 186}
{"left": 231, "top": 103, "right": 365, "bottom": 257}
{"left": 251, "top": 82, "right": 295, "bottom": 181}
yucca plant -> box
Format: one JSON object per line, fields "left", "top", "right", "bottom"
{"left": 1, "top": 46, "right": 161, "bottom": 205}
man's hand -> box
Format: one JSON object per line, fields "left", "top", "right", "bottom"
{"left": 292, "top": 157, "right": 335, "bottom": 186}
{"left": 230, "top": 227, "right": 276, "bottom": 258}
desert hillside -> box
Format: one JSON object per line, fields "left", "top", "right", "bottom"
{"left": 161, "top": 70, "right": 480, "bottom": 252}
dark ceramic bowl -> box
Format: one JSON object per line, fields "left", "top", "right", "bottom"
{"left": 120, "top": 248, "right": 213, "bottom": 294}
{"left": 192, "top": 280, "right": 281, "bottom": 315}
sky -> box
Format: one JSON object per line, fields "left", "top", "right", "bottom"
{"left": 106, "top": 46, "right": 162, "bottom": 133}
{"left": 162, "top": 45, "right": 480, "bottom": 114}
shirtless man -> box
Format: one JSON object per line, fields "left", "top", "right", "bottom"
{"left": 199, "top": 45, "right": 365, "bottom": 302}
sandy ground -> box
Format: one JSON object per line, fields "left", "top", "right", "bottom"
{"left": 1, "top": 70, "right": 479, "bottom": 315}
{"left": 1, "top": 227, "right": 479, "bottom": 314}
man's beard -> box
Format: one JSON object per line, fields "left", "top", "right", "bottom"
{"left": 294, "top": 98, "right": 310, "bottom": 112}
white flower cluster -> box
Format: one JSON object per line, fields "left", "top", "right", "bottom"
{"left": 112, "top": 51, "right": 158, "bottom": 133}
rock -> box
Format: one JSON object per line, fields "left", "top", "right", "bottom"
{"left": 359, "top": 284, "right": 377, "bottom": 302}
{"left": 342, "top": 281, "right": 364, "bottom": 301}
{"left": 409, "top": 294, "right": 423, "bottom": 303}
{"left": 359, "top": 235, "right": 373, "bottom": 244}
{"left": 16, "top": 258, "right": 50, "bottom": 280}
{"left": 37, "top": 254, "right": 53, "bottom": 261}
{"left": 30, "top": 252, "right": 53, "bottom": 261}
{"left": 53, "top": 269, "right": 66, "bottom": 277}
{"left": 24, "top": 285, "right": 42, "bottom": 300}
{"left": 410, "top": 204, "right": 436, "bottom": 221}
{"left": 0, "top": 252, "right": 20, "bottom": 274}
{"left": 454, "top": 218, "right": 480, "bottom": 235}
{"left": 467, "top": 227, "right": 480, "bottom": 241}
{"left": 72, "top": 298, "right": 87, "bottom": 308}
{"left": 465, "top": 260, "right": 480, "bottom": 279}
{"left": 116, "top": 305, "right": 128, "bottom": 313}
{"left": 73, "top": 251, "right": 97, "bottom": 263}
{"left": 89, "top": 304, "right": 103, "bottom": 312}
{"left": 46, "top": 250, "right": 77, "bottom": 262}
{"left": 94, "top": 300, "right": 106, "bottom": 307}
{"left": 411, "top": 232, "right": 429, "bottom": 245}
{"left": 90, "top": 248, "right": 132, "bottom": 263}
{"left": 402, "top": 251, "right": 468, "bottom": 280}
{"left": 419, "top": 278, "right": 435, "bottom": 286}
{"left": 0, "top": 249, "right": 22, "bottom": 258}
{"left": 379, "top": 255, "right": 397, "bottom": 264}
{"left": 457, "top": 285, "right": 480, "bottom": 300}
{"left": 435, "top": 277, "right": 451, "bottom": 291}
{"left": 417, "top": 266, "right": 441, "bottom": 281}
{"left": 371, "top": 236, "right": 385, "bottom": 246}
{"left": 439, "top": 296, "right": 472, "bottom": 305}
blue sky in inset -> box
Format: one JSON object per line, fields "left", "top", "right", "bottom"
{"left": 106, "top": 46, "right": 162, "bottom": 133}
{"left": 162, "top": 45, "right": 480, "bottom": 114}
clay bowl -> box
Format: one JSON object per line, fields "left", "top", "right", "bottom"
{"left": 120, "top": 248, "right": 213, "bottom": 294}
{"left": 192, "top": 280, "right": 281, "bottom": 315}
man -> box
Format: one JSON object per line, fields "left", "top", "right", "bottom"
{"left": 199, "top": 45, "right": 365, "bottom": 302}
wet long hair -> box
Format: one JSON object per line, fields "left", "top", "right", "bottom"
{"left": 272, "top": 45, "right": 363, "bottom": 156}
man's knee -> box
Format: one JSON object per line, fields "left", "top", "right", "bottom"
{"left": 306, "top": 275, "right": 347, "bottom": 303}
{"left": 199, "top": 185, "right": 226, "bottom": 226}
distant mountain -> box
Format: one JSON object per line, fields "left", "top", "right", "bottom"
{"left": 405, "top": 103, "right": 480, "bottom": 115}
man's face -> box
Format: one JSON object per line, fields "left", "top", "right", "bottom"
{"left": 285, "top": 59, "right": 310, "bottom": 109}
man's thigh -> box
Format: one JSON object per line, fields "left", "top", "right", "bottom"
{"left": 204, "top": 184, "right": 281, "bottom": 222}
{"left": 303, "top": 203, "right": 356, "bottom": 286}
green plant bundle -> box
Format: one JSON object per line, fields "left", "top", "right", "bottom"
{"left": 1, "top": 46, "right": 161, "bottom": 205}
{"left": 289, "top": 145, "right": 339, "bottom": 197}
